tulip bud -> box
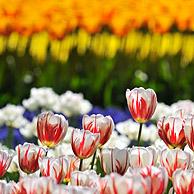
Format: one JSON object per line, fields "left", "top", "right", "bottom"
{"left": 157, "top": 116, "right": 186, "bottom": 148}
{"left": 39, "top": 156, "right": 68, "bottom": 183}
{"left": 83, "top": 114, "right": 114, "bottom": 146}
{"left": 71, "top": 129, "right": 100, "bottom": 159}
{"left": 173, "top": 169, "right": 194, "bottom": 194}
{"left": 129, "top": 146, "right": 157, "bottom": 168}
{"left": 140, "top": 166, "right": 168, "bottom": 194}
{"left": 184, "top": 117, "right": 194, "bottom": 151}
{"left": 16, "top": 143, "right": 46, "bottom": 174}
{"left": 0, "top": 151, "right": 13, "bottom": 177}
{"left": 160, "top": 148, "right": 191, "bottom": 178}
{"left": 37, "top": 111, "right": 68, "bottom": 148}
{"left": 126, "top": 87, "right": 157, "bottom": 123}
{"left": 100, "top": 148, "right": 130, "bottom": 175}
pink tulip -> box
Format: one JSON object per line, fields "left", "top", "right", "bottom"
{"left": 0, "top": 150, "right": 12, "bottom": 177}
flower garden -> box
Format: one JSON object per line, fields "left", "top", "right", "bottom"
{"left": 0, "top": 0, "right": 194, "bottom": 194}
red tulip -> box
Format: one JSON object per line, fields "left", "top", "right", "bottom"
{"left": 71, "top": 128, "right": 100, "bottom": 159}
{"left": 83, "top": 114, "right": 114, "bottom": 146}
{"left": 157, "top": 116, "right": 186, "bottom": 148}
{"left": 37, "top": 111, "right": 68, "bottom": 148}
{"left": 126, "top": 87, "right": 157, "bottom": 123}
{"left": 160, "top": 148, "right": 191, "bottom": 178}
{"left": 16, "top": 143, "right": 46, "bottom": 174}
{"left": 0, "top": 150, "right": 12, "bottom": 177}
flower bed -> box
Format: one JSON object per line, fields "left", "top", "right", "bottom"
{"left": 0, "top": 87, "right": 194, "bottom": 193}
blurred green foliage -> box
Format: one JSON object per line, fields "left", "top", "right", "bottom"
{"left": 0, "top": 50, "right": 194, "bottom": 107}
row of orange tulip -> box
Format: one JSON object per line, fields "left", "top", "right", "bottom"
{"left": 0, "top": 0, "right": 194, "bottom": 38}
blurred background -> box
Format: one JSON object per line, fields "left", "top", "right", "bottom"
{"left": 0, "top": 0, "right": 194, "bottom": 107}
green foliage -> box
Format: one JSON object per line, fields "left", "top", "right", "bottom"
{"left": 0, "top": 50, "right": 194, "bottom": 107}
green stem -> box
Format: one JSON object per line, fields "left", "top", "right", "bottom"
{"left": 90, "top": 150, "right": 97, "bottom": 170}
{"left": 5, "top": 126, "right": 13, "bottom": 148}
{"left": 137, "top": 123, "right": 143, "bottom": 146}
{"left": 79, "top": 159, "right": 83, "bottom": 171}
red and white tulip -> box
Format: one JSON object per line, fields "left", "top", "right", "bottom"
{"left": 16, "top": 143, "right": 46, "bottom": 174}
{"left": 160, "top": 148, "right": 191, "bottom": 178}
{"left": 99, "top": 173, "right": 151, "bottom": 194}
{"left": 140, "top": 166, "right": 168, "bottom": 194}
{"left": 172, "top": 169, "right": 194, "bottom": 194}
{"left": 129, "top": 146, "right": 157, "bottom": 168}
{"left": 157, "top": 116, "right": 186, "bottom": 148}
{"left": 39, "top": 156, "right": 68, "bottom": 183}
{"left": 126, "top": 87, "right": 157, "bottom": 123}
{"left": 37, "top": 111, "right": 68, "bottom": 148}
{"left": 71, "top": 128, "right": 100, "bottom": 159}
{"left": 0, "top": 150, "right": 13, "bottom": 177}
{"left": 100, "top": 148, "right": 130, "bottom": 175}
{"left": 184, "top": 116, "right": 194, "bottom": 151}
{"left": 82, "top": 114, "right": 114, "bottom": 146}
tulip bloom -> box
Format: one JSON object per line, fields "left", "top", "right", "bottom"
{"left": 173, "top": 169, "right": 194, "bottom": 194}
{"left": 39, "top": 156, "right": 68, "bottom": 183}
{"left": 16, "top": 143, "right": 46, "bottom": 174}
{"left": 82, "top": 114, "right": 114, "bottom": 146}
{"left": 100, "top": 148, "right": 130, "bottom": 175}
{"left": 184, "top": 117, "right": 194, "bottom": 151}
{"left": 37, "top": 111, "right": 68, "bottom": 148}
{"left": 71, "top": 129, "right": 100, "bottom": 159}
{"left": 0, "top": 150, "right": 12, "bottom": 177}
{"left": 129, "top": 146, "right": 157, "bottom": 168}
{"left": 100, "top": 173, "right": 151, "bottom": 194}
{"left": 0, "top": 181, "right": 20, "bottom": 194}
{"left": 157, "top": 116, "right": 186, "bottom": 148}
{"left": 63, "top": 155, "right": 79, "bottom": 182}
{"left": 160, "top": 148, "right": 191, "bottom": 178}
{"left": 18, "top": 177, "right": 55, "bottom": 194}
{"left": 71, "top": 170, "right": 99, "bottom": 188}
{"left": 126, "top": 87, "right": 157, "bottom": 123}
{"left": 140, "top": 166, "right": 168, "bottom": 194}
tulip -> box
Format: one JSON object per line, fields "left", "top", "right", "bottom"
{"left": 82, "top": 114, "right": 114, "bottom": 146}
{"left": 160, "top": 148, "right": 191, "bottom": 178}
{"left": 63, "top": 155, "right": 79, "bottom": 182}
{"left": 71, "top": 128, "right": 100, "bottom": 170}
{"left": 126, "top": 87, "right": 157, "bottom": 123}
{"left": 18, "top": 177, "right": 55, "bottom": 194}
{"left": 0, "top": 150, "right": 13, "bottom": 177}
{"left": 126, "top": 87, "right": 157, "bottom": 145}
{"left": 129, "top": 146, "right": 157, "bottom": 168}
{"left": 172, "top": 169, "right": 194, "bottom": 194}
{"left": 37, "top": 111, "right": 68, "bottom": 148}
{"left": 39, "top": 156, "right": 68, "bottom": 183}
{"left": 100, "top": 148, "right": 130, "bottom": 175}
{"left": 16, "top": 143, "right": 46, "bottom": 174}
{"left": 157, "top": 116, "right": 186, "bottom": 148}
{"left": 140, "top": 166, "right": 168, "bottom": 194}
{"left": 184, "top": 117, "right": 194, "bottom": 151}
{"left": 71, "top": 170, "right": 99, "bottom": 188}
{"left": 99, "top": 173, "right": 151, "bottom": 194}
{"left": 0, "top": 181, "right": 20, "bottom": 194}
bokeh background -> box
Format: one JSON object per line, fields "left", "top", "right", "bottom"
{"left": 1, "top": 0, "right": 194, "bottom": 107}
